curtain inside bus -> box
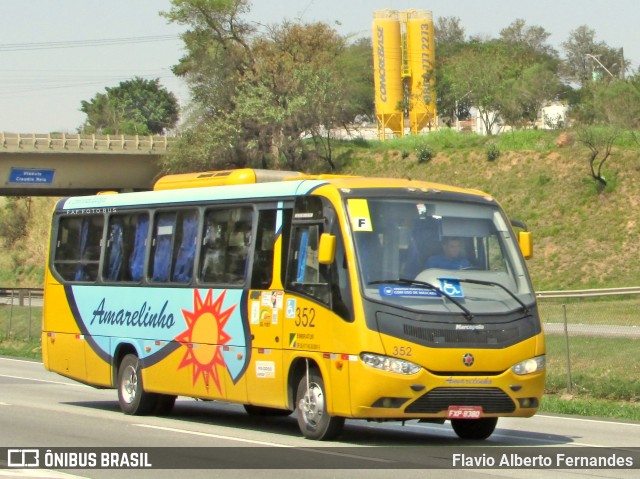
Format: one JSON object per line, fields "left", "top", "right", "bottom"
{"left": 151, "top": 213, "right": 177, "bottom": 282}
{"left": 106, "top": 218, "right": 124, "bottom": 280}
{"left": 129, "top": 215, "right": 149, "bottom": 281}
{"left": 172, "top": 211, "right": 198, "bottom": 283}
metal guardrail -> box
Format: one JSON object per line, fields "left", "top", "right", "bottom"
{"left": 0, "top": 287, "right": 43, "bottom": 306}
{"left": 1, "top": 286, "right": 639, "bottom": 303}
{"left": 1, "top": 286, "right": 639, "bottom": 302}
{"left": 536, "top": 286, "right": 640, "bottom": 299}
{"left": 0, "top": 132, "right": 176, "bottom": 153}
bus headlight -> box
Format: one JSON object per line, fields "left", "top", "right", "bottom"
{"left": 360, "top": 353, "right": 421, "bottom": 375}
{"left": 511, "top": 355, "right": 545, "bottom": 375}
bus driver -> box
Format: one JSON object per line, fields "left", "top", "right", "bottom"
{"left": 425, "top": 237, "right": 471, "bottom": 270}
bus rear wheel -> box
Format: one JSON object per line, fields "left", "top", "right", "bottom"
{"left": 295, "top": 372, "right": 344, "bottom": 440}
{"left": 451, "top": 417, "right": 498, "bottom": 440}
{"left": 117, "top": 354, "right": 157, "bottom": 415}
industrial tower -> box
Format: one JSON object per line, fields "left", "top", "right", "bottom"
{"left": 372, "top": 10, "right": 437, "bottom": 139}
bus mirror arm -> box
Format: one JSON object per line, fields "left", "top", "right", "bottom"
{"left": 318, "top": 233, "right": 337, "bottom": 265}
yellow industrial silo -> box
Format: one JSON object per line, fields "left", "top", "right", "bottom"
{"left": 372, "top": 10, "right": 404, "bottom": 139}
{"left": 406, "top": 10, "right": 437, "bottom": 134}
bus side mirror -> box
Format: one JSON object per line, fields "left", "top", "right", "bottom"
{"left": 518, "top": 231, "right": 533, "bottom": 259}
{"left": 318, "top": 233, "right": 337, "bottom": 265}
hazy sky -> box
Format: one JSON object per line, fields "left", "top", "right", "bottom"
{"left": 0, "top": 0, "right": 638, "bottom": 133}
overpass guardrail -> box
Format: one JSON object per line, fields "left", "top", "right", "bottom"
{"left": 1, "top": 132, "right": 177, "bottom": 153}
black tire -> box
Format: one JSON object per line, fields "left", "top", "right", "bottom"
{"left": 244, "top": 404, "right": 293, "bottom": 417}
{"left": 117, "top": 354, "right": 158, "bottom": 415}
{"left": 295, "top": 371, "right": 344, "bottom": 440}
{"left": 154, "top": 394, "right": 177, "bottom": 416}
{"left": 451, "top": 417, "right": 498, "bottom": 440}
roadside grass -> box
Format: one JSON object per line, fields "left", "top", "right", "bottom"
{"left": 540, "top": 395, "right": 640, "bottom": 421}
{"left": 0, "top": 305, "right": 42, "bottom": 341}
{"left": 538, "top": 297, "right": 640, "bottom": 326}
{"left": 544, "top": 335, "right": 640, "bottom": 401}
{"left": 541, "top": 335, "right": 639, "bottom": 421}
{"left": 0, "top": 339, "right": 41, "bottom": 360}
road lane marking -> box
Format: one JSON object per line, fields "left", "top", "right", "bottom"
{"left": 384, "top": 422, "right": 622, "bottom": 447}
{"left": 0, "top": 358, "right": 42, "bottom": 364}
{"left": 0, "top": 374, "right": 87, "bottom": 388}
{"left": 0, "top": 470, "right": 88, "bottom": 478}
{"left": 134, "top": 424, "right": 393, "bottom": 463}
{"left": 135, "top": 423, "right": 293, "bottom": 447}
{"left": 536, "top": 414, "right": 640, "bottom": 427}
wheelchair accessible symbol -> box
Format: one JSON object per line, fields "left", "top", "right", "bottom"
{"left": 439, "top": 278, "right": 464, "bottom": 298}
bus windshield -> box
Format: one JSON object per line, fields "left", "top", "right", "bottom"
{"left": 350, "top": 197, "right": 534, "bottom": 315}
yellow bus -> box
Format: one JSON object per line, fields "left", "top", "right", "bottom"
{"left": 43, "top": 168, "right": 544, "bottom": 441}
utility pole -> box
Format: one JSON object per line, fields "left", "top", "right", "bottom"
{"left": 585, "top": 53, "right": 615, "bottom": 79}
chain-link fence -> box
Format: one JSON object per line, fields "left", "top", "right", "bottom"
{"left": 0, "top": 288, "right": 43, "bottom": 341}
{"left": 538, "top": 289, "right": 640, "bottom": 400}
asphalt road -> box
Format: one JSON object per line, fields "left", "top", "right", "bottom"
{"left": 0, "top": 357, "right": 638, "bottom": 479}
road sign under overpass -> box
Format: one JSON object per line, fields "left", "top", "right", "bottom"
{"left": 0, "top": 133, "right": 173, "bottom": 196}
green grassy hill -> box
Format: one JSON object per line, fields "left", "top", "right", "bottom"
{"left": 333, "top": 129, "right": 640, "bottom": 291}
{"left": 3, "top": 128, "right": 640, "bottom": 291}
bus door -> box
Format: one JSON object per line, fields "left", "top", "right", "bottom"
{"left": 283, "top": 197, "right": 355, "bottom": 416}
{"left": 245, "top": 204, "right": 288, "bottom": 408}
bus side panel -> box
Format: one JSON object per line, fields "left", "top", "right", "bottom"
{"left": 223, "top": 345, "right": 249, "bottom": 404}
{"left": 58, "top": 286, "right": 251, "bottom": 402}
{"left": 42, "top": 332, "right": 87, "bottom": 382}
{"left": 84, "top": 336, "right": 112, "bottom": 387}
{"left": 282, "top": 293, "right": 354, "bottom": 417}
{"left": 246, "top": 348, "right": 285, "bottom": 408}
{"left": 245, "top": 290, "right": 285, "bottom": 409}
{"left": 142, "top": 346, "right": 226, "bottom": 400}
{"left": 42, "top": 279, "right": 88, "bottom": 382}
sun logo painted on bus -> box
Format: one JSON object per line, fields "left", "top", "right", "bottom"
{"left": 175, "top": 289, "right": 235, "bottom": 394}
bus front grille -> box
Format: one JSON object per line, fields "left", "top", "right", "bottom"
{"left": 404, "top": 387, "right": 516, "bottom": 414}
{"left": 403, "top": 324, "right": 520, "bottom": 346}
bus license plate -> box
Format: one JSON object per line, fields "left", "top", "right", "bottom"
{"left": 447, "top": 406, "right": 483, "bottom": 419}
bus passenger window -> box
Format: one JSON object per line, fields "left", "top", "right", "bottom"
{"left": 251, "top": 210, "right": 277, "bottom": 289}
{"left": 286, "top": 224, "right": 330, "bottom": 304}
{"left": 149, "top": 209, "right": 198, "bottom": 283}
{"left": 105, "top": 217, "right": 125, "bottom": 281}
{"left": 104, "top": 213, "right": 149, "bottom": 282}
{"left": 54, "top": 215, "right": 104, "bottom": 282}
{"left": 200, "top": 207, "right": 253, "bottom": 285}
{"left": 172, "top": 210, "right": 198, "bottom": 283}
{"left": 129, "top": 215, "right": 149, "bottom": 281}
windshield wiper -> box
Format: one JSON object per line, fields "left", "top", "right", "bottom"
{"left": 368, "top": 278, "right": 474, "bottom": 321}
{"left": 456, "top": 278, "right": 530, "bottom": 315}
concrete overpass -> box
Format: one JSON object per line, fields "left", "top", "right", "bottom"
{"left": 0, "top": 132, "right": 175, "bottom": 196}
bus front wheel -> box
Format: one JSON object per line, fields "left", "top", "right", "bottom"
{"left": 117, "top": 354, "right": 157, "bottom": 415}
{"left": 295, "top": 372, "right": 344, "bottom": 440}
{"left": 451, "top": 417, "right": 498, "bottom": 440}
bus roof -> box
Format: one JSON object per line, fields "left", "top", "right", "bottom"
{"left": 58, "top": 170, "right": 492, "bottom": 211}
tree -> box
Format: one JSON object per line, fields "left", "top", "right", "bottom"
{"left": 440, "top": 19, "right": 561, "bottom": 133}
{"left": 499, "top": 19, "right": 557, "bottom": 58}
{"left": 561, "top": 26, "right": 626, "bottom": 87}
{"left": 81, "top": 77, "right": 179, "bottom": 135}
{"left": 576, "top": 126, "right": 619, "bottom": 190}
{"left": 434, "top": 16, "right": 468, "bottom": 125}
{"left": 435, "top": 16, "right": 465, "bottom": 47}
{"left": 161, "top": 0, "right": 366, "bottom": 173}
{"left": 499, "top": 63, "right": 563, "bottom": 130}
{"left": 441, "top": 41, "right": 514, "bottom": 134}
